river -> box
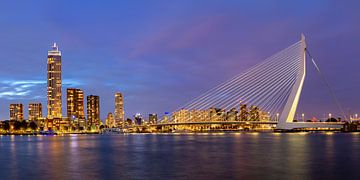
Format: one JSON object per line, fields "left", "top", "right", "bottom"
{"left": 0, "top": 132, "right": 359, "bottom": 179}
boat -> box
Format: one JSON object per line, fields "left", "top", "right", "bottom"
{"left": 39, "top": 130, "right": 57, "bottom": 135}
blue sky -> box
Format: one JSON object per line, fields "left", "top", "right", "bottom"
{"left": 0, "top": 0, "right": 360, "bottom": 120}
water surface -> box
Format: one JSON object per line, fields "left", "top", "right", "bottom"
{"left": 0, "top": 133, "right": 359, "bottom": 179}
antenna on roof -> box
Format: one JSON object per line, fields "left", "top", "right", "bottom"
{"left": 52, "top": 42, "right": 58, "bottom": 51}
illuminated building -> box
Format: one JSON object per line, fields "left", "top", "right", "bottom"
{"left": 10, "top": 103, "right": 24, "bottom": 121}
{"left": 209, "top": 108, "right": 217, "bottom": 121}
{"left": 163, "top": 113, "right": 170, "bottom": 123}
{"left": 259, "top": 111, "right": 270, "bottom": 121}
{"left": 67, "top": 88, "right": 85, "bottom": 120}
{"left": 106, "top": 112, "right": 115, "bottom": 128}
{"left": 209, "top": 108, "right": 225, "bottom": 121}
{"left": 87, "top": 95, "right": 100, "bottom": 126}
{"left": 172, "top": 109, "right": 212, "bottom": 122}
{"left": 149, "top": 114, "right": 158, "bottom": 124}
{"left": 249, "top": 106, "right": 260, "bottom": 121}
{"left": 28, "top": 103, "right": 42, "bottom": 121}
{"left": 239, "top": 103, "right": 248, "bottom": 121}
{"left": 47, "top": 43, "right": 62, "bottom": 119}
{"left": 114, "top": 92, "right": 124, "bottom": 126}
{"left": 226, "top": 108, "right": 238, "bottom": 121}
{"left": 134, "top": 113, "right": 142, "bottom": 125}
{"left": 193, "top": 110, "right": 205, "bottom": 122}
{"left": 172, "top": 109, "right": 190, "bottom": 123}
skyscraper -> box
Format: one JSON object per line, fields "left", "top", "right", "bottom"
{"left": 87, "top": 95, "right": 100, "bottom": 126}
{"left": 67, "top": 88, "right": 85, "bottom": 120}
{"left": 47, "top": 43, "right": 62, "bottom": 119}
{"left": 10, "top": 103, "right": 24, "bottom": 121}
{"left": 28, "top": 103, "right": 42, "bottom": 121}
{"left": 114, "top": 92, "right": 124, "bottom": 126}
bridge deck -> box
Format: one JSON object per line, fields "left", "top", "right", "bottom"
{"left": 130, "top": 121, "right": 345, "bottom": 130}
{"left": 153, "top": 121, "right": 277, "bottom": 126}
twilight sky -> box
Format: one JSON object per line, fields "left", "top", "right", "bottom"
{"left": 0, "top": 0, "right": 359, "bottom": 121}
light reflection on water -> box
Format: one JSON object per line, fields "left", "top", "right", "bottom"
{"left": 0, "top": 133, "right": 359, "bottom": 179}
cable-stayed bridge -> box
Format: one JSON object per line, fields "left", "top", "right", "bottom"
{"left": 167, "top": 34, "right": 345, "bottom": 130}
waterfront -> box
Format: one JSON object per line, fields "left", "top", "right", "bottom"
{"left": 0, "top": 133, "right": 359, "bottom": 179}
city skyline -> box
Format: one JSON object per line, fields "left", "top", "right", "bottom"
{"left": 0, "top": 1, "right": 360, "bottom": 120}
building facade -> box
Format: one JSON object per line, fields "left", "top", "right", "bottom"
{"left": 10, "top": 104, "right": 24, "bottom": 121}
{"left": 106, "top": 112, "right": 115, "bottom": 128}
{"left": 67, "top": 88, "right": 85, "bottom": 120}
{"left": 87, "top": 95, "right": 100, "bottom": 127}
{"left": 28, "top": 103, "right": 42, "bottom": 121}
{"left": 47, "top": 43, "right": 62, "bottom": 119}
{"left": 114, "top": 92, "right": 124, "bottom": 126}
{"left": 149, "top": 113, "right": 158, "bottom": 124}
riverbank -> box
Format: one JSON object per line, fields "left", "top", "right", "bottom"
{"left": 2, "top": 129, "right": 359, "bottom": 136}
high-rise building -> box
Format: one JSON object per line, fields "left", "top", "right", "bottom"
{"left": 149, "top": 113, "right": 158, "bottom": 124}
{"left": 134, "top": 113, "right": 142, "bottom": 125}
{"left": 87, "top": 95, "right": 100, "bottom": 126}
{"left": 226, "top": 108, "right": 238, "bottom": 121}
{"left": 106, "top": 112, "right": 115, "bottom": 128}
{"left": 28, "top": 103, "right": 42, "bottom": 121}
{"left": 47, "top": 43, "right": 62, "bottom": 119}
{"left": 67, "top": 88, "right": 85, "bottom": 120}
{"left": 249, "top": 106, "right": 260, "bottom": 121}
{"left": 239, "top": 103, "right": 248, "bottom": 121}
{"left": 114, "top": 92, "right": 124, "bottom": 126}
{"left": 10, "top": 104, "right": 24, "bottom": 121}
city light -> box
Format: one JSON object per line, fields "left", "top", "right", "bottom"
{"left": 0, "top": 36, "right": 357, "bottom": 134}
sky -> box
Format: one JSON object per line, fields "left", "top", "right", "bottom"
{"left": 0, "top": 0, "right": 359, "bottom": 121}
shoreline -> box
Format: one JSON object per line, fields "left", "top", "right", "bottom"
{"left": 1, "top": 129, "right": 359, "bottom": 136}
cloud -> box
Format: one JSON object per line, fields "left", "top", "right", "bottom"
{"left": 63, "top": 79, "right": 82, "bottom": 87}
{"left": 2, "top": 80, "right": 45, "bottom": 86}
{"left": 0, "top": 79, "right": 82, "bottom": 100}
{"left": 0, "top": 80, "right": 44, "bottom": 99}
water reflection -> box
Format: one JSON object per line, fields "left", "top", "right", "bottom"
{"left": 0, "top": 133, "right": 359, "bottom": 179}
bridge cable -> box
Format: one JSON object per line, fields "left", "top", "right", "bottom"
{"left": 305, "top": 49, "right": 348, "bottom": 121}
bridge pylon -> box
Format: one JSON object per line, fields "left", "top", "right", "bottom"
{"left": 276, "top": 34, "right": 306, "bottom": 130}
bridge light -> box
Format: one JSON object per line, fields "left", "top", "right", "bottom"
{"left": 302, "top": 113, "right": 305, "bottom": 122}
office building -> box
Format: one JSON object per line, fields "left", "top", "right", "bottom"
{"left": 106, "top": 112, "right": 115, "bottom": 128}
{"left": 47, "top": 43, "right": 62, "bottom": 118}
{"left": 28, "top": 103, "right": 42, "bottom": 121}
{"left": 10, "top": 103, "right": 24, "bottom": 121}
{"left": 67, "top": 88, "right": 85, "bottom": 120}
{"left": 149, "top": 113, "right": 158, "bottom": 124}
{"left": 249, "top": 106, "right": 260, "bottom": 121}
{"left": 87, "top": 95, "right": 100, "bottom": 126}
{"left": 114, "top": 92, "right": 124, "bottom": 126}
{"left": 134, "top": 113, "right": 142, "bottom": 125}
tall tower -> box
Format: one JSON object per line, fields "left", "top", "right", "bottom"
{"left": 114, "top": 92, "right": 124, "bottom": 126}
{"left": 47, "top": 43, "right": 62, "bottom": 119}
{"left": 87, "top": 95, "right": 100, "bottom": 126}
{"left": 67, "top": 88, "right": 85, "bottom": 120}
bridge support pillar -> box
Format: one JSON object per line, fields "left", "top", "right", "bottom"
{"left": 277, "top": 34, "right": 307, "bottom": 130}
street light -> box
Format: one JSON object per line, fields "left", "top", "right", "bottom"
{"left": 302, "top": 113, "right": 305, "bottom": 122}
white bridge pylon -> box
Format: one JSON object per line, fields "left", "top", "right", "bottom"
{"left": 277, "top": 34, "right": 306, "bottom": 130}
{"left": 175, "top": 34, "right": 341, "bottom": 130}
